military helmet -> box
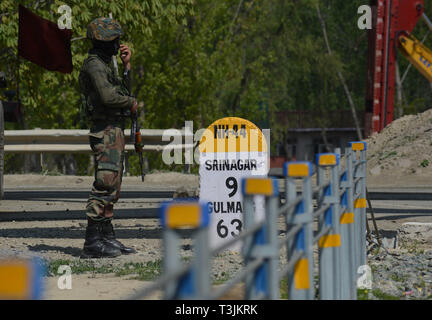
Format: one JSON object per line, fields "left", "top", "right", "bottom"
{"left": 86, "top": 17, "right": 123, "bottom": 41}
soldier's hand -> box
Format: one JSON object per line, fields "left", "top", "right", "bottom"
{"left": 130, "top": 100, "right": 138, "bottom": 115}
{"left": 120, "top": 44, "right": 131, "bottom": 67}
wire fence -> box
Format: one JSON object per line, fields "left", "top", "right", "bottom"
{"left": 127, "top": 141, "right": 367, "bottom": 300}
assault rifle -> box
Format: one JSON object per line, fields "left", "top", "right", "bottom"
{"left": 130, "top": 109, "right": 145, "bottom": 182}
{"left": 107, "top": 12, "right": 145, "bottom": 182}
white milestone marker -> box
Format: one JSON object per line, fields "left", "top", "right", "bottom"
{"left": 198, "top": 117, "right": 269, "bottom": 251}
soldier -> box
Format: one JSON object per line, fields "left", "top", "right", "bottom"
{"left": 79, "top": 18, "right": 138, "bottom": 258}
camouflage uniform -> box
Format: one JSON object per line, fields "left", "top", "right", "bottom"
{"left": 79, "top": 18, "right": 134, "bottom": 221}
{"left": 79, "top": 18, "right": 137, "bottom": 258}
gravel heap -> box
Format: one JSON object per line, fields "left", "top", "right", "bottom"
{"left": 366, "top": 108, "right": 432, "bottom": 177}
{"left": 368, "top": 250, "right": 432, "bottom": 299}
{"left": 367, "top": 223, "right": 432, "bottom": 300}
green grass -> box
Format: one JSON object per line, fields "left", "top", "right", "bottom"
{"left": 114, "top": 261, "right": 162, "bottom": 281}
{"left": 420, "top": 159, "right": 430, "bottom": 168}
{"left": 381, "top": 151, "right": 397, "bottom": 160}
{"left": 390, "top": 273, "right": 409, "bottom": 282}
{"left": 399, "top": 239, "right": 424, "bottom": 254}
{"left": 281, "top": 285, "right": 401, "bottom": 300}
{"left": 390, "top": 273, "right": 412, "bottom": 283}
{"left": 357, "top": 289, "right": 370, "bottom": 300}
{"left": 280, "top": 278, "right": 288, "bottom": 299}
{"left": 46, "top": 259, "right": 162, "bottom": 281}
{"left": 46, "top": 259, "right": 116, "bottom": 276}
{"left": 371, "top": 288, "right": 400, "bottom": 300}
{"left": 42, "top": 169, "right": 63, "bottom": 176}
{"left": 213, "top": 271, "right": 231, "bottom": 285}
{"left": 279, "top": 276, "right": 319, "bottom": 299}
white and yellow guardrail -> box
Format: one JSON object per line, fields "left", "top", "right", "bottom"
{"left": 128, "top": 141, "right": 367, "bottom": 300}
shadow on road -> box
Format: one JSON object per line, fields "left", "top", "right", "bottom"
{"left": 27, "top": 244, "right": 83, "bottom": 257}
{"left": 3, "top": 190, "right": 174, "bottom": 200}
{"left": 0, "top": 208, "right": 159, "bottom": 221}
{"left": 367, "top": 208, "right": 432, "bottom": 214}
{"left": 0, "top": 226, "right": 165, "bottom": 240}
{"left": 373, "top": 214, "right": 432, "bottom": 221}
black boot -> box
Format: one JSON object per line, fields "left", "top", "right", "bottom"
{"left": 101, "top": 219, "right": 136, "bottom": 255}
{"left": 81, "top": 218, "right": 122, "bottom": 258}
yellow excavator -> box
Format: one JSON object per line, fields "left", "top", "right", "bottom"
{"left": 398, "top": 14, "right": 432, "bottom": 82}
{"left": 365, "top": 0, "right": 432, "bottom": 136}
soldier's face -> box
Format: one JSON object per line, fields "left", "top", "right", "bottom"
{"left": 112, "top": 38, "right": 120, "bottom": 56}
{"left": 93, "top": 38, "right": 120, "bottom": 56}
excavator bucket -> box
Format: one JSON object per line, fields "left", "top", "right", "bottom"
{"left": 398, "top": 34, "right": 432, "bottom": 82}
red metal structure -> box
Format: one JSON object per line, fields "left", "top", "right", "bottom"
{"left": 365, "top": 0, "right": 425, "bottom": 136}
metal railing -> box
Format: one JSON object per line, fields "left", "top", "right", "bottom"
{"left": 3, "top": 129, "right": 194, "bottom": 153}
{"left": 127, "top": 141, "right": 367, "bottom": 300}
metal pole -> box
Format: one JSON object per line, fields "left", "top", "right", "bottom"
{"left": 163, "top": 228, "right": 182, "bottom": 299}
{"left": 317, "top": 163, "right": 334, "bottom": 300}
{"left": 316, "top": 154, "right": 342, "bottom": 299}
{"left": 422, "top": 13, "right": 432, "bottom": 33}
{"left": 330, "top": 160, "right": 342, "bottom": 300}
{"left": 336, "top": 148, "right": 352, "bottom": 299}
{"left": 250, "top": 217, "right": 268, "bottom": 300}
{"left": 353, "top": 147, "right": 367, "bottom": 269}
{"left": 108, "top": 13, "right": 120, "bottom": 79}
{"left": 286, "top": 176, "right": 298, "bottom": 298}
{"left": 266, "top": 194, "right": 280, "bottom": 299}
{"left": 339, "top": 169, "right": 352, "bottom": 299}
{"left": 242, "top": 178, "right": 279, "bottom": 299}
{"left": 0, "top": 100, "right": 3, "bottom": 200}
{"left": 345, "top": 147, "right": 357, "bottom": 300}
{"left": 160, "top": 202, "right": 210, "bottom": 299}
{"left": 382, "top": 0, "right": 392, "bottom": 129}
{"left": 302, "top": 174, "right": 315, "bottom": 300}
{"left": 352, "top": 148, "right": 361, "bottom": 275}
{"left": 360, "top": 148, "right": 367, "bottom": 268}
{"left": 351, "top": 142, "right": 368, "bottom": 293}
{"left": 195, "top": 226, "right": 211, "bottom": 298}
{"left": 285, "top": 162, "right": 314, "bottom": 300}
{"left": 243, "top": 194, "right": 256, "bottom": 299}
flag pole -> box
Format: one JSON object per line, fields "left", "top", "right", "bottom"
{"left": 71, "top": 36, "right": 86, "bottom": 42}
{"left": 16, "top": 54, "right": 20, "bottom": 101}
{"left": 16, "top": 53, "right": 25, "bottom": 128}
{"left": 108, "top": 12, "right": 119, "bottom": 79}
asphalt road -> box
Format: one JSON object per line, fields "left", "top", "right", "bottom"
{"left": 0, "top": 188, "right": 174, "bottom": 221}
{"left": 1, "top": 186, "right": 431, "bottom": 223}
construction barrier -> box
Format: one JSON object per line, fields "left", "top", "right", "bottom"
{"left": 128, "top": 141, "right": 367, "bottom": 300}
{"left": 0, "top": 257, "right": 44, "bottom": 300}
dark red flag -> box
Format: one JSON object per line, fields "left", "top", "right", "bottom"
{"left": 18, "top": 5, "right": 73, "bottom": 74}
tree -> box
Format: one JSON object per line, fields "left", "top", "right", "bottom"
{"left": 0, "top": 0, "right": 194, "bottom": 130}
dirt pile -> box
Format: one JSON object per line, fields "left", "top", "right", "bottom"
{"left": 366, "top": 108, "right": 432, "bottom": 180}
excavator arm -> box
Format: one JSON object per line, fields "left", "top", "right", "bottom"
{"left": 398, "top": 33, "right": 432, "bottom": 83}
{"left": 365, "top": 0, "right": 425, "bottom": 136}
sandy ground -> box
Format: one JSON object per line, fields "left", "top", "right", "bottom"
{"left": 0, "top": 172, "right": 193, "bottom": 300}
{"left": 44, "top": 274, "right": 162, "bottom": 300}
{"left": 0, "top": 172, "right": 250, "bottom": 300}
